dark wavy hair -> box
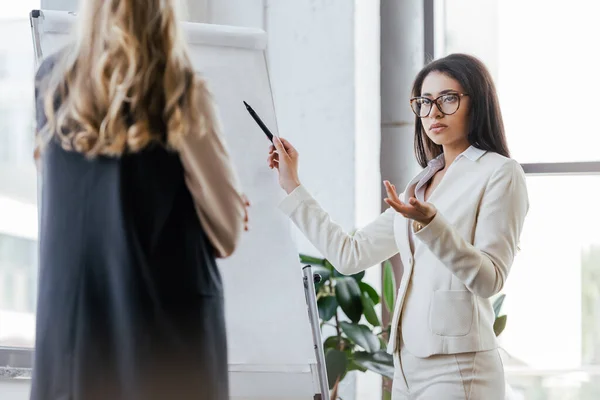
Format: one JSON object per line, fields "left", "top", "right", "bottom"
{"left": 411, "top": 53, "right": 510, "bottom": 168}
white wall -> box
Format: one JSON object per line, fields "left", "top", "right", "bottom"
{"left": 354, "top": 0, "right": 383, "bottom": 398}
{"left": 265, "top": 0, "right": 358, "bottom": 250}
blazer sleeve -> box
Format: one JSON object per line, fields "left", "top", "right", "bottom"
{"left": 278, "top": 185, "right": 399, "bottom": 275}
{"left": 179, "top": 86, "right": 246, "bottom": 259}
{"left": 414, "top": 159, "right": 529, "bottom": 298}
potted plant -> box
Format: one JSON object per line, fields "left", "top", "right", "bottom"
{"left": 300, "top": 253, "right": 509, "bottom": 400}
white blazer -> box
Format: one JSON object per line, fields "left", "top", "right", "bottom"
{"left": 278, "top": 148, "right": 529, "bottom": 357}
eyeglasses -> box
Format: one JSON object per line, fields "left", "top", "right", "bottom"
{"left": 409, "top": 93, "right": 468, "bottom": 118}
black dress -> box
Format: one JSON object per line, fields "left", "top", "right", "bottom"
{"left": 30, "top": 56, "right": 229, "bottom": 400}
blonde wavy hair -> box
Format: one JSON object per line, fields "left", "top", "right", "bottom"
{"left": 38, "top": 0, "right": 209, "bottom": 157}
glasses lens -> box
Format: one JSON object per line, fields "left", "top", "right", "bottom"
{"left": 411, "top": 98, "right": 432, "bottom": 117}
{"left": 439, "top": 94, "right": 460, "bottom": 115}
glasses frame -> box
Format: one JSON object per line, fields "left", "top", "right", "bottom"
{"left": 409, "top": 93, "right": 469, "bottom": 118}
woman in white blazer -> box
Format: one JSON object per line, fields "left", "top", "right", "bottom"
{"left": 267, "top": 53, "right": 529, "bottom": 399}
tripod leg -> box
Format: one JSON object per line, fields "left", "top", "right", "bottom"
{"left": 303, "top": 265, "right": 330, "bottom": 400}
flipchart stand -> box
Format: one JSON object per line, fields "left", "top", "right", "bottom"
{"left": 302, "top": 265, "right": 330, "bottom": 400}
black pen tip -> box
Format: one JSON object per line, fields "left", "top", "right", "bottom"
{"left": 243, "top": 101, "right": 250, "bottom": 108}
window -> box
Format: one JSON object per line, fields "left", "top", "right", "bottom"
{"left": 0, "top": 234, "right": 37, "bottom": 347}
{"left": 0, "top": 1, "right": 41, "bottom": 355}
{"left": 500, "top": 176, "right": 600, "bottom": 399}
{"left": 438, "top": 1, "right": 600, "bottom": 398}
{"left": 440, "top": 1, "right": 600, "bottom": 165}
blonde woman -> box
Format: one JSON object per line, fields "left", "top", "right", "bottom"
{"left": 31, "top": 1, "right": 247, "bottom": 399}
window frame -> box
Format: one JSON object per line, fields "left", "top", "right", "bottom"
{"left": 522, "top": 162, "right": 600, "bottom": 176}
{"left": 0, "top": 346, "right": 34, "bottom": 371}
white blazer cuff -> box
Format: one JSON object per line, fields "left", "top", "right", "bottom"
{"left": 414, "top": 211, "right": 448, "bottom": 244}
{"left": 278, "top": 184, "right": 312, "bottom": 216}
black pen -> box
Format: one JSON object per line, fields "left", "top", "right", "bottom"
{"left": 243, "top": 101, "right": 274, "bottom": 143}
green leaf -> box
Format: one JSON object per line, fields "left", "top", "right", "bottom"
{"left": 383, "top": 261, "right": 396, "bottom": 314}
{"left": 347, "top": 358, "right": 368, "bottom": 373}
{"left": 332, "top": 268, "right": 344, "bottom": 278}
{"left": 361, "top": 292, "right": 381, "bottom": 327}
{"left": 352, "top": 271, "right": 366, "bottom": 282}
{"left": 299, "top": 254, "right": 327, "bottom": 266}
{"left": 323, "top": 336, "right": 352, "bottom": 351}
{"left": 340, "top": 322, "right": 380, "bottom": 352}
{"left": 353, "top": 351, "right": 395, "bottom": 379}
{"left": 318, "top": 296, "right": 338, "bottom": 321}
{"left": 359, "top": 282, "right": 380, "bottom": 305}
{"left": 323, "top": 336, "right": 337, "bottom": 350}
{"left": 335, "top": 278, "right": 363, "bottom": 323}
{"left": 494, "top": 315, "right": 507, "bottom": 336}
{"left": 492, "top": 294, "right": 506, "bottom": 318}
{"left": 325, "top": 349, "right": 348, "bottom": 389}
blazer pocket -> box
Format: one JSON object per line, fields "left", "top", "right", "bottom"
{"left": 429, "top": 290, "right": 474, "bottom": 337}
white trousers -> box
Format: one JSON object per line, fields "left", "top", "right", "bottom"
{"left": 392, "top": 338, "right": 505, "bottom": 399}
